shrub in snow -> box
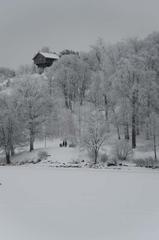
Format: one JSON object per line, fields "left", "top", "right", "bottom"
{"left": 100, "top": 153, "right": 108, "bottom": 164}
{"left": 113, "top": 140, "right": 133, "bottom": 161}
{"left": 107, "top": 158, "right": 117, "bottom": 167}
{"left": 69, "top": 159, "right": 80, "bottom": 164}
{"left": 69, "top": 143, "right": 76, "bottom": 148}
{"left": 134, "top": 157, "right": 156, "bottom": 168}
{"left": 134, "top": 158, "right": 145, "bottom": 167}
{"left": 37, "top": 151, "right": 48, "bottom": 161}
{"left": 145, "top": 157, "right": 156, "bottom": 168}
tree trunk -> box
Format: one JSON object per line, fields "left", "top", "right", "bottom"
{"left": 29, "top": 131, "right": 34, "bottom": 152}
{"left": 78, "top": 103, "right": 81, "bottom": 145}
{"left": 94, "top": 149, "right": 98, "bottom": 164}
{"left": 80, "top": 90, "right": 84, "bottom": 106}
{"left": 132, "top": 116, "right": 136, "bottom": 148}
{"left": 6, "top": 150, "right": 11, "bottom": 164}
{"left": 48, "top": 77, "right": 53, "bottom": 96}
{"left": 145, "top": 118, "right": 150, "bottom": 140}
{"left": 153, "top": 133, "right": 157, "bottom": 161}
{"left": 132, "top": 92, "right": 136, "bottom": 149}
{"left": 65, "top": 96, "right": 69, "bottom": 109}
{"left": 30, "top": 139, "right": 34, "bottom": 152}
{"left": 146, "top": 95, "right": 151, "bottom": 140}
{"left": 117, "top": 125, "right": 121, "bottom": 140}
{"left": 124, "top": 123, "right": 129, "bottom": 140}
{"left": 136, "top": 95, "right": 140, "bottom": 136}
{"left": 68, "top": 98, "right": 72, "bottom": 112}
{"left": 104, "top": 95, "right": 108, "bottom": 121}
{"left": 9, "top": 120, "right": 15, "bottom": 157}
{"left": 146, "top": 125, "right": 150, "bottom": 140}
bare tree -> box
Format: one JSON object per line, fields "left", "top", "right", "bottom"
{"left": 83, "top": 111, "right": 108, "bottom": 164}
{"left": 0, "top": 93, "right": 25, "bottom": 164}
{"left": 53, "top": 54, "right": 91, "bottom": 110}
{"left": 149, "top": 113, "right": 159, "bottom": 161}
{"left": 14, "top": 74, "right": 50, "bottom": 152}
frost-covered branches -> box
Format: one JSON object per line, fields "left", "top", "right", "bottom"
{"left": 14, "top": 74, "right": 51, "bottom": 152}
{"left": 83, "top": 111, "right": 108, "bottom": 164}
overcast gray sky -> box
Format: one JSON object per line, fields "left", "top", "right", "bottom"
{"left": 0, "top": 0, "right": 159, "bottom": 69}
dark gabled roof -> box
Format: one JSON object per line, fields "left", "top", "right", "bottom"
{"left": 33, "top": 52, "right": 59, "bottom": 60}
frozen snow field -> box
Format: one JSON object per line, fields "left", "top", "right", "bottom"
{"left": 0, "top": 167, "right": 159, "bottom": 240}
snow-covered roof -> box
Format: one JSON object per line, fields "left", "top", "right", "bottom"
{"left": 39, "top": 52, "right": 59, "bottom": 59}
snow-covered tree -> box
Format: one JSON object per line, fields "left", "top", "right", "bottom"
{"left": 149, "top": 112, "right": 159, "bottom": 161}
{"left": 14, "top": 74, "right": 50, "bottom": 152}
{"left": 53, "top": 54, "right": 91, "bottom": 110}
{"left": 0, "top": 93, "right": 25, "bottom": 164}
{"left": 83, "top": 111, "right": 108, "bottom": 164}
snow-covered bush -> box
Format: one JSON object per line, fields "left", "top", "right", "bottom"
{"left": 134, "top": 157, "right": 156, "bottom": 168}
{"left": 69, "top": 143, "right": 76, "bottom": 148}
{"left": 145, "top": 157, "right": 156, "bottom": 168}
{"left": 113, "top": 140, "right": 133, "bottom": 161}
{"left": 107, "top": 157, "right": 117, "bottom": 167}
{"left": 37, "top": 151, "right": 48, "bottom": 161}
{"left": 134, "top": 158, "right": 145, "bottom": 167}
{"left": 100, "top": 153, "right": 108, "bottom": 163}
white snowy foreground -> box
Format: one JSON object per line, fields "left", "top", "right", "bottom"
{"left": 0, "top": 167, "right": 159, "bottom": 240}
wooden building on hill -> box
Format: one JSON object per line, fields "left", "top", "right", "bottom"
{"left": 33, "top": 52, "right": 59, "bottom": 70}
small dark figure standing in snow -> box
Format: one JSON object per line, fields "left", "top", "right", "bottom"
{"left": 62, "top": 139, "right": 67, "bottom": 147}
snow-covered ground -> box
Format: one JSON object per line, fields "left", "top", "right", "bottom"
{"left": 0, "top": 166, "right": 159, "bottom": 240}
{"left": 11, "top": 139, "right": 89, "bottom": 166}
{"left": 9, "top": 137, "right": 158, "bottom": 168}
